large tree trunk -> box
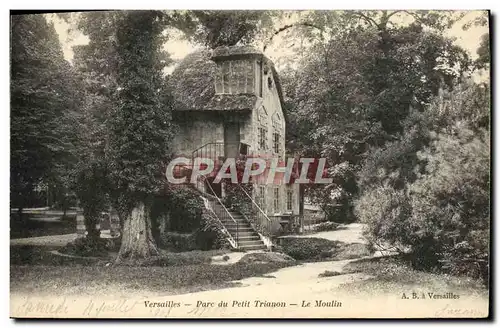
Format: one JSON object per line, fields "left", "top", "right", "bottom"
{"left": 115, "top": 201, "right": 158, "bottom": 263}
{"left": 83, "top": 212, "right": 100, "bottom": 241}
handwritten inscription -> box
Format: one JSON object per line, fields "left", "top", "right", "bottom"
{"left": 82, "top": 299, "right": 141, "bottom": 317}
{"left": 15, "top": 296, "right": 69, "bottom": 317}
{"left": 435, "top": 304, "right": 487, "bottom": 318}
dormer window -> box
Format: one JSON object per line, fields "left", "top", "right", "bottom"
{"left": 215, "top": 60, "right": 255, "bottom": 94}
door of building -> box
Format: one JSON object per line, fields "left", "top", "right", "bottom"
{"left": 224, "top": 122, "right": 240, "bottom": 159}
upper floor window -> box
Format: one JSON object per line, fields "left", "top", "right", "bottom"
{"left": 215, "top": 60, "right": 255, "bottom": 94}
{"left": 273, "top": 132, "right": 280, "bottom": 154}
{"left": 258, "top": 126, "right": 267, "bottom": 150}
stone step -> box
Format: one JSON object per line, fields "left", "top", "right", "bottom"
{"left": 238, "top": 238, "right": 264, "bottom": 243}
{"left": 230, "top": 233, "right": 260, "bottom": 240}
{"left": 222, "top": 223, "right": 252, "bottom": 229}
{"left": 226, "top": 227, "right": 259, "bottom": 236}
{"left": 238, "top": 239, "right": 265, "bottom": 246}
{"left": 229, "top": 230, "right": 259, "bottom": 236}
{"left": 238, "top": 244, "right": 267, "bottom": 251}
{"left": 223, "top": 225, "right": 251, "bottom": 231}
{"left": 235, "top": 235, "right": 261, "bottom": 241}
{"left": 220, "top": 218, "right": 249, "bottom": 224}
{"left": 229, "top": 228, "right": 258, "bottom": 234}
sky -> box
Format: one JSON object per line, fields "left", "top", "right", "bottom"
{"left": 46, "top": 10, "right": 489, "bottom": 74}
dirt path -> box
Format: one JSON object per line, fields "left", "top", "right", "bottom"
{"left": 285, "top": 223, "right": 368, "bottom": 244}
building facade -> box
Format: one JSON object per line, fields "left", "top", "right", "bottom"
{"left": 171, "top": 46, "right": 301, "bottom": 238}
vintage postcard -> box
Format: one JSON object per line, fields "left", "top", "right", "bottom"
{"left": 9, "top": 9, "right": 491, "bottom": 319}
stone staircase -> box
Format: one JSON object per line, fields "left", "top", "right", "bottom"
{"left": 210, "top": 202, "right": 267, "bottom": 251}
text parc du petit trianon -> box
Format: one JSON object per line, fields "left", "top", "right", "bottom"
{"left": 143, "top": 300, "right": 342, "bottom": 308}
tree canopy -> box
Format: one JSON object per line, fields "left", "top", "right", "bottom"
{"left": 11, "top": 14, "right": 81, "bottom": 213}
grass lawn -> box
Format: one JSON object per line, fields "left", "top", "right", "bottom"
{"left": 10, "top": 262, "right": 294, "bottom": 298}
{"left": 337, "top": 256, "right": 488, "bottom": 298}
{"left": 10, "top": 245, "right": 295, "bottom": 297}
{"left": 278, "top": 236, "right": 371, "bottom": 262}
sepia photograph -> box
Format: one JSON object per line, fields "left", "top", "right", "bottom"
{"left": 9, "top": 9, "right": 491, "bottom": 319}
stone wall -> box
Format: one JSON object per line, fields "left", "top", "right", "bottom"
{"left": 172, "top": 113, "right": 225, "bottom": 158}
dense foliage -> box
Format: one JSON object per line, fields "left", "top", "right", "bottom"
{"left": 276, "top": 10, "right": 490, "bottom": 281}
{"left": 282, "top": 12, "right": 472, "bottom": 222}
{"left": 172, "top": 10, "right": 277, "bottom": 48}
{"left": 11, "top": 14, "right": 81, "bottom": 214}
{"left": 151, "top": 185, "right": 230, "bottom": 251}
{"left": 355, "top": 82, "right": 490, "bottom": 281}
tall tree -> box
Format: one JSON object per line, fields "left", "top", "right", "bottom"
{"left": 10, "top": 14, "right": 80, "bottom": 216}
{"left": 280, "top": 11, "right": 471, "bottom": 221}
{"left": 109, "top": 11, "right": 175, "bottom": 262}
{"left": 71, "top": 11, "right": 121, "bottom": 238}
{"left": 174, "top": 10, "right": 277, "bottom": 49}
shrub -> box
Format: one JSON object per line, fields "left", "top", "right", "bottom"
{"left": 152, "top": 186, "right": 231, "bottom": 251}
{"left": 279, "top": 237, "right": 340, "bottom": 261}
{"left": 238, "top": 252, "right": 295, "bottom": 264}
{"left": 60, "top": 237, "right": 110, "bottom": 257}
{"left": 160, "top": 231, "right": 198, "bottom": 252}
{"left": 318, "top": 270, "right": 343, "bottom": 278}
{"left": 335, "top": 243, "right": 372, "bottom": 260}
{"left": 356, "top": 127, "right": 490, "bottom": 282}
{"left": 409, "top": 129, "right": 490, "bottom": 281}
{"left": 199, "top": 210, "right": 231, "bottom": 250}
{"left": 354, "top": 184, "right": 413, "bottom": 253}
{"left": 157, "top": 186, "right": 204, "bottom": 234}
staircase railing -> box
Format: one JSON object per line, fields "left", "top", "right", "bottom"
{"left": 191, "top": 142, "right": 225, "bottom": 192}
{"left": 200, "top": 196, "right": 238, "bottom": 249}
{"left": 236, "top": 184, "right": 273, "bottom": 238}
{"left": 198, "top": 175, "right": 240, "bottom": 248}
